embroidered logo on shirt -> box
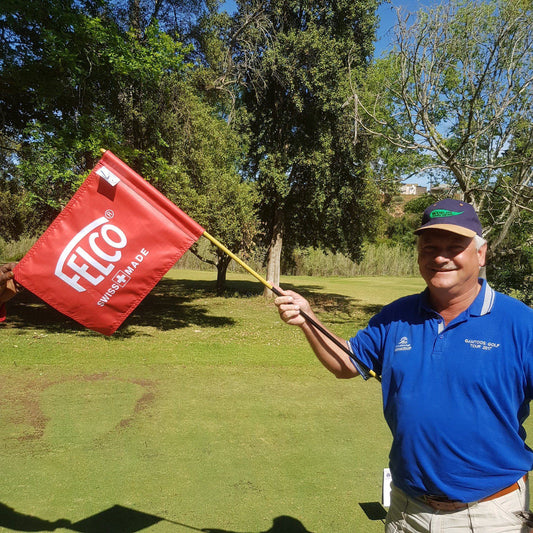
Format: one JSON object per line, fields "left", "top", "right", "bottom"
{"left": 395, "top": 336, "right": 412, "bottom": 352}
{"left": 464, "top": 338, "right": 500, "bottom": 351}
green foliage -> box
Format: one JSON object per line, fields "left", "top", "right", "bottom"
{"left": 114, "top": 77, "right": 260, "bottom": 289}
{"left": 0, "top": 236, "right": 36, "bottom": 263}
{"left": 0, "top": 0, "right": 258, "bottom": 292}
{"left": 383, "top": 214, "right": 418, "bottom": 249}
{"left": 359, "top": 0, "right": 533, "bottom": 299}
{"left": 489, "top": 254, "right": 533, "bottom": 306}
{"left": 361, "top": 0, "right": 533, "bottom": 209}
{"left": 377, "top": 194, "right": 435, "bottom": 250}
{"left": 285, "top": 244, "right": 418, "bottom": 277}
{"left": 0, "top": 1, "right": 197, "bottom": 217}
{"left": 1, "top": 0, "right": 129, "bottom": 219}
{"left": 232, "top": 0, "right": 382, "bottom": 280}
{"left": 487, "top": 207, "right": 533, "bottom": 306}
{"left": 0, "top": 182, "right": 39, "bottom": 241}
{"left": 403, "top": 195, "right": 437, "bottom": 214}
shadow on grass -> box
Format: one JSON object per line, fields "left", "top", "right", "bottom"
{"left": 2, "top": 276, "right": 383, "bottom": 338}
{"left": 0, "top": 501, "right": 69, "bottom": 531}
{"left": 280, "top": 281, "right": 383, "bottom": 319}
{"left": 0, "top": 502, "right": 315, "bottom": 532}
{"left": 3, "top": 278, "right": 238, "bottom": 338}
{"left": 359, "top": 501, "right": 387, "bottom": 522}
{"left": 199, "top": 514, "right": 315, "bottom": 532}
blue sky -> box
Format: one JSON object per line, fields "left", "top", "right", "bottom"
{"left": 376, "top": 1, "right": 437, "bottom": 54}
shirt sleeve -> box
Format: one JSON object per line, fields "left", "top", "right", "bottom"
{"left": 348, "top": 294, "right": 421, "bottom": 378}
{"left": 348, "top": 312, "right": 388, "bottom": 377}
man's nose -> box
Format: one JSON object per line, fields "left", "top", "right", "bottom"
{"left": 432, "top": 249, "right": 452, "bottom": 261}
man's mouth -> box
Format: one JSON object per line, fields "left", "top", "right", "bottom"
{"left": 432, "top": 266, "right": 457, "bottom": 272}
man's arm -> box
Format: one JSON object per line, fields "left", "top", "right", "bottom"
{"left": 274, "top": 288, "right": 359, "bottom": 379}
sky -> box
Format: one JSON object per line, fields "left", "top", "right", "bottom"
{"left": 375, "top": 2, "right": 439, "bottom": 187}
{"left": 375, "top": 1, "right": 435, "bottom": 54}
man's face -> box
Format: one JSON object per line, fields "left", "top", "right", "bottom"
{"left": 417, "top": 229, "right": 486, "bottom": 296}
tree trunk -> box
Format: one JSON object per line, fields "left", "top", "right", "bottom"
{"left": 216, "top": 253, "right": 231, "bottom": 295}
{"left": 264, "top": 208, "right": 284, "bottom": 298}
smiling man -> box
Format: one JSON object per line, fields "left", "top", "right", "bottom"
{"left": 274, "top": 199, "right": 533, "bottom": 532}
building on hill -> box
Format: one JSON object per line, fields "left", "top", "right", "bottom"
{"left": 428, "top": 184, "right": 458, "bottom": 197}
{"left": 400, "top": 183, "right": 427, "bottom": 196}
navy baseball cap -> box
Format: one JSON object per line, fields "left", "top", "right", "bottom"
{"left": 414, "top": 199, "right": 482, "bottom": 238}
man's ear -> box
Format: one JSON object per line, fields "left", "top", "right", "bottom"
{"left": 478, "top": 243, "right": 487, "bottom": 268}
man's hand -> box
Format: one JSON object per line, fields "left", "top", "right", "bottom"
{"left": 0, "top": 263, "right": 21, "bottom": 304}
{"left": 274, "top": 288, "right": 313, "bottom": 327}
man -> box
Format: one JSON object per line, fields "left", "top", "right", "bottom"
{"left": 274, "top": 199, "right": 533, "bottom": 532}
{"left": 0, "top": 262, "right": 21, "bottom": 321}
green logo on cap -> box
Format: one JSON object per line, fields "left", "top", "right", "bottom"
{"left": 430, "top": 209, "right": 464, "bottom": 218}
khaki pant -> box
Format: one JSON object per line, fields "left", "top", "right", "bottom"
{"left": 385, "top": 476, "right": 529, "bottom": 532}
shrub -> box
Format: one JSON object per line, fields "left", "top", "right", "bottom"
{"left": 0, "top": 236, "right": 37, "bottom": 262}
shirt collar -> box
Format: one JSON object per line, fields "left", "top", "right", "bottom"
{"left": 470, "top": 278, "right": 495, "bottom": 316}
{"left": 419, "top": 278, "right": 495, "bottom": 317}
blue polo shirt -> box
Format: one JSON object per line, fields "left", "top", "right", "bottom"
{"left": 348, "top": 279, "right": 533, "bottom": 502}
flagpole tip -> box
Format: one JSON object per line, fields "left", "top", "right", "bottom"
{"left": 100, "top": 148, "right": 107, "bottom": 154}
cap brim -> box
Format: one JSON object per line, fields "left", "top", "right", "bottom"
{"left": 414, "top": 224, "right": 476, "bottom": 238}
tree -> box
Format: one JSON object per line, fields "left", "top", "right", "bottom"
{"left": 355, "top": 0, "right": 533, "bottom": 262}
{"left": 486, "top": 199, "right": 532, "bottom": 305}
{"left": 1, "top": 0, "right": 258, "bottom": 293}
{"left": 136, "top": 80, "right": 259, "bottom": 294}
{"left": 105, "top": 4, "right": 259, "bottom": 293}
{"left": 219, "top": 0, "right": 382, "bottom": 294}
{"left": 0, "top": 0, "right": 129, "bottom": 226}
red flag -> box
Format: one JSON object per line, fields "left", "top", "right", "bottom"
{"left": 14, "top": 151, "right": 204, "bottom": 335}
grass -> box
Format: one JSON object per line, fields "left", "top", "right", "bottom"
{"left": 1, "top": 269, "right": 521, "bottom": 533}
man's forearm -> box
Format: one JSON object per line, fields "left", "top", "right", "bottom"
{"left": 299, "top": 318, "right": 359, "bottom": 379}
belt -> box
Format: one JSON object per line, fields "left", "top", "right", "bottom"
{"left": 419, "top": 474, "right": 528, "bottom": 512}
